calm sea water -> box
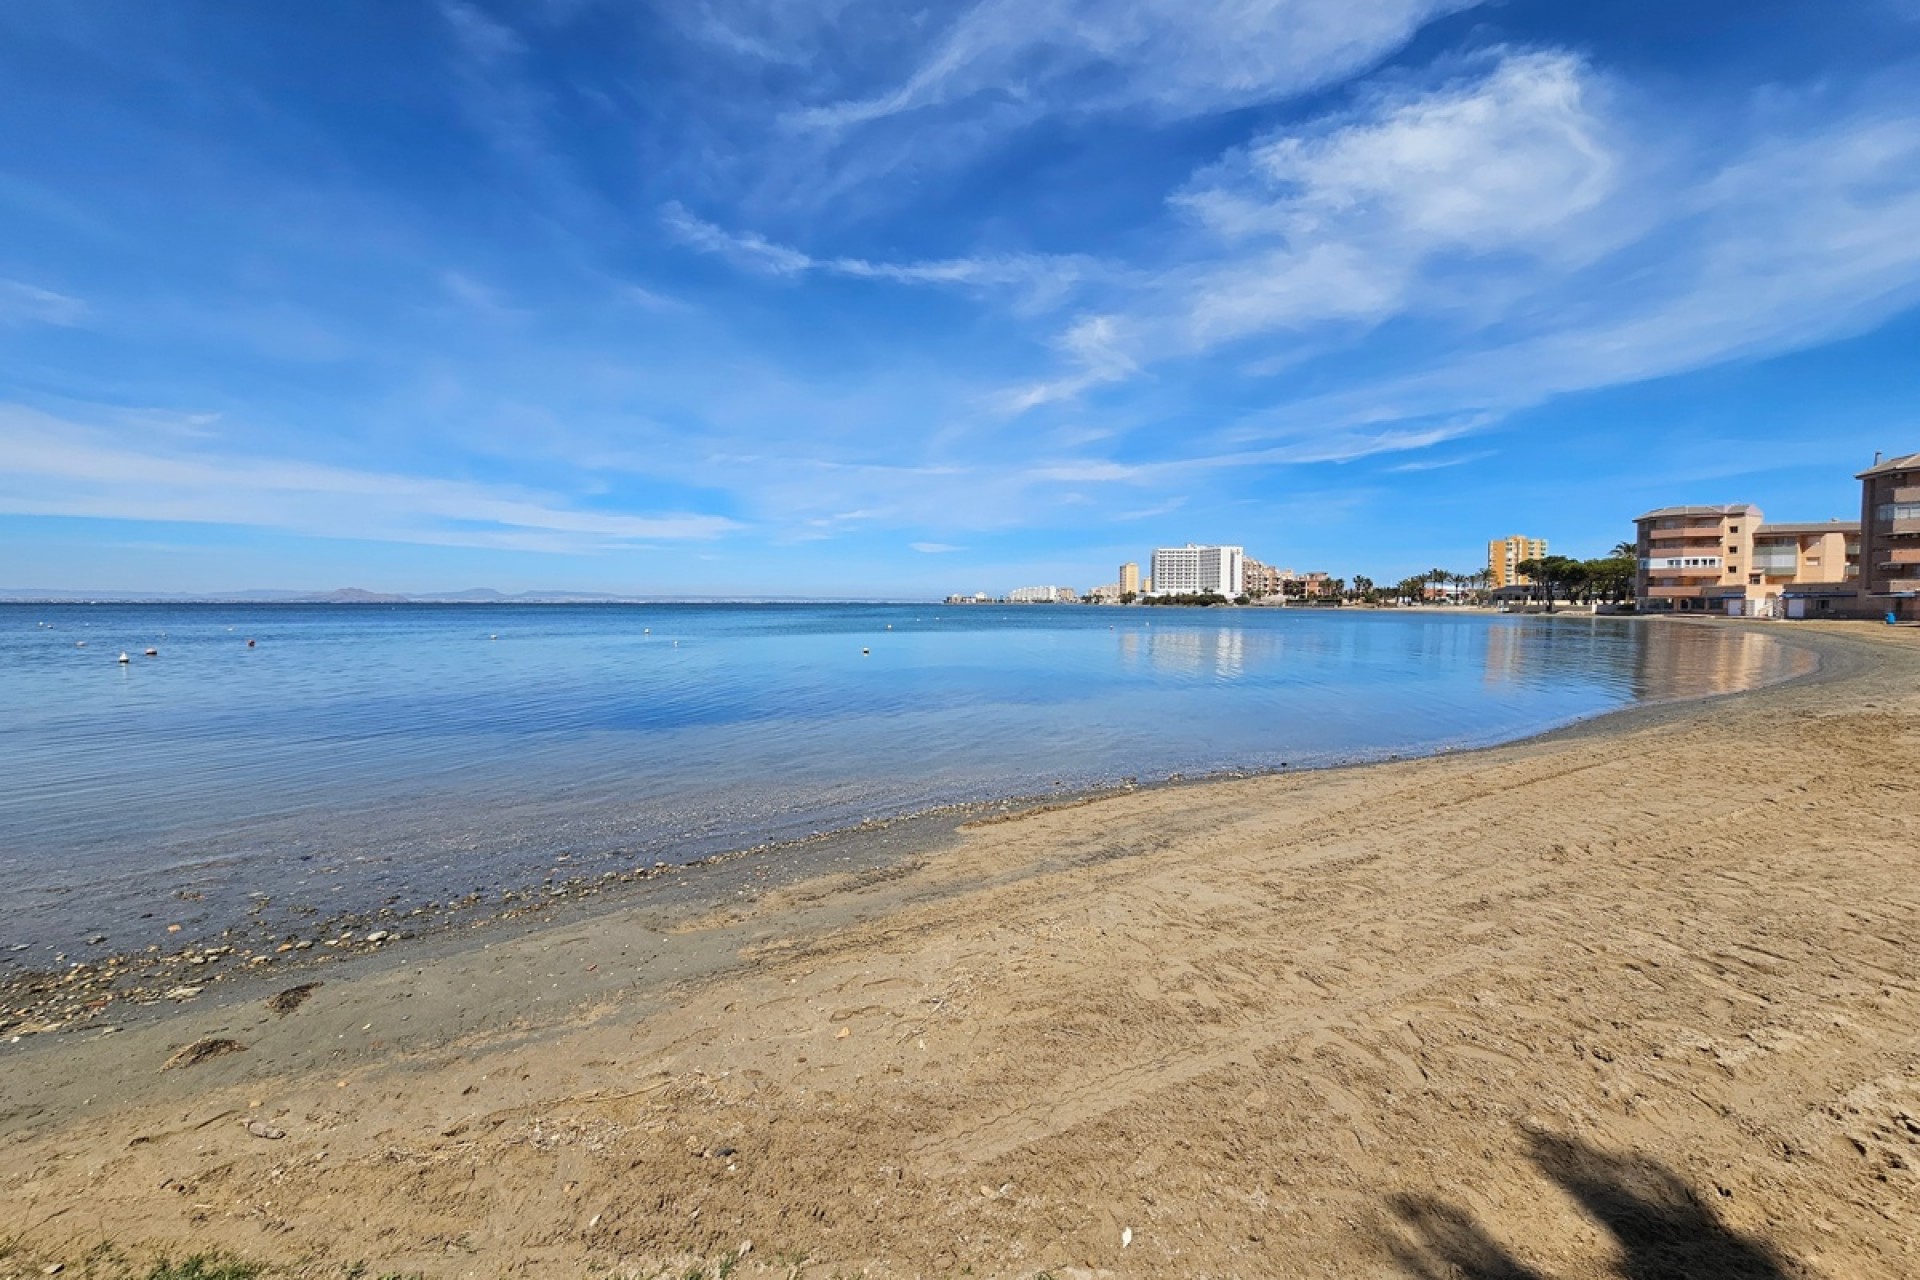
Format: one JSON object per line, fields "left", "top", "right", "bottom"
{"left": 0, "top": 603, "right": 1809, "bottom": 960}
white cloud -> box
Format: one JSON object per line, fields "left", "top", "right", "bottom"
{"left": 792, "top": 0, "right": 1483, "bottom": 131}
{"left": 0, "top": 405, "right": 742, "bottom": 552}
{"left": 996, "top": 48, "right": 1920, "bottom": 464}
{"left": 1246, "top": 97, "right": 1920, "bottom": 432}
{"left": 910, "top": 541, "right": 964, "bottom": 553}
{"left": 1, "top": 279, "right": 87, "bottom": 326}
{"left": 663, "top": 202, "right": 1092, "bottom": 308}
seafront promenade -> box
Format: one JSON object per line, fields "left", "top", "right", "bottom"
{"left": 3, "top": 621, "right": 1917, "bottom": 1278}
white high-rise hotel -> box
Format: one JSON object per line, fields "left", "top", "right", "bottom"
{"left": 1150, "top": 544, "right": 1245, "bottom": 596}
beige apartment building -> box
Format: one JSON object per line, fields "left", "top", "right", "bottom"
{"left": 1488, "top": 535, "right": 1547, "bottom": 589}
{"left": 1634, "top": 505, "right": 1861, "bottom": 617}
{"left": 1753, "top": 521, "right": 1860, "bottom": 616}
{"left": 1633, "top": 504, "right": 1758, "bottom": 613}
{"left": 1119, "top": 561, "right": 1140, "bottom": 595}
{"left": 1242, "top": 558, "right": 1291, "bottom": 597}
{"left": 1859, "top": 451, "right": 1920, "bottom": 620}
{"left": 1631, "top": 450, "right": 1917, "bottom": 619}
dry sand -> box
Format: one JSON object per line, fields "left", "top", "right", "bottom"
{"left": 4, "top": 620, "right": 1918, "bottom": 1279}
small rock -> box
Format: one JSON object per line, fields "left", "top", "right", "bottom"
{"left": 244, "top": 1119, "right": 286, "bottom": 1140}
{"left": 365, "top": 930, "right": 390, "bottom": 943}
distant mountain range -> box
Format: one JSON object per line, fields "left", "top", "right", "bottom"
{"left": 0, "top": 587, "right": 918, "bottom": 604}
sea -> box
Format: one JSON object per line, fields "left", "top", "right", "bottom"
{"left": 0, "top": 603, "right": 1812, "bottom": 963}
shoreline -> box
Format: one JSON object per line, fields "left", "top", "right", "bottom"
{"left": 0, "top": 614, "right": 1816, "bottom": 1048}
{"left": 3, "top": 620, "right": 1915, "bottom": 1277}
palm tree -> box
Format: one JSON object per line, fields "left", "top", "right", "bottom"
{"left": 1611, "top": 540, "right": 1636, "bottom": 559}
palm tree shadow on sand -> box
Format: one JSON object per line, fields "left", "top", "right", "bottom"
{"left": 1381, "top": 1130, "right": 1803, "bottom": 1279}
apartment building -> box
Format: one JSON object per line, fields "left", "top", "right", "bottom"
{"left": 1151, "top": 544, "right": 1245, "bottom": 597}
{"left": 1859, "top": 452, "right": 1920, "bottom": 621}
{"left": 1242, "top": 558, "right": 1293, "bottom": 598}
{"left": 1633, "top": 504, "right": 1758, "bottom": 612}
{"left": 1119, "top": 562, "right": 1140, "bottom": 595}
{"left": 1634, "top": 506, "right": 1865, "bottom": 616}
{"left": 1753, "top": 521, "right": 1860, "bottom": 616}
{"left": 1008, "top": 585, "right": 1075, "bottom": 603}
{"left": 1488, "top": 535, "right": 1548, "bottom": 589}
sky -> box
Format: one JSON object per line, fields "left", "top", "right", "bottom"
{"left": 4, "top": 0, "right": 1920, "bottom": 598}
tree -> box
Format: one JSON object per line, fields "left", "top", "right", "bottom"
{"left": 1611, "top": 540, "right": 1637, "bottom": 560}
{"left": 1584, "top": 555, "right": 1637, "bottom": 604}
{"left": 1351, "top": 575, "right": 1374, "bottom": 602}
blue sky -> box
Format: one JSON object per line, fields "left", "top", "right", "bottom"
{"left": 4, "top": 0, "right": 1919, "bottom": 597}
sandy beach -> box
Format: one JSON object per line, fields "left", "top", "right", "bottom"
{"left": 4, "top": 619, "right": 1917, "bottom": 1279}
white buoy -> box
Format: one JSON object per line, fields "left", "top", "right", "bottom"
{"left": 117, "top": 652, "right": 130, "bottom": 664}
{"left": 143, "top": 647, "right": 157, "bottom": 657}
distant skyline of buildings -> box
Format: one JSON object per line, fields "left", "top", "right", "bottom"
{"left": 950, "top": 449, "right": 1919, "bottom": 620}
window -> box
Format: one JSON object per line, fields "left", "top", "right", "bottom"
{"left": 1729, "top": 525, "right": 1740, "bottom": 533}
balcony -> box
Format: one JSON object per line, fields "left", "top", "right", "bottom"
{"left": 1892, "top": 485, "right": 1920, "bottom": 504}
{"left": 1887, "top": 547, "right": 1920, "bottom": 566}
{"left": 1641, "top": 562, "right": 1724, "bottom": 577}
{"left": 1645, "top": 584, "right": 1709, "bottom": 599}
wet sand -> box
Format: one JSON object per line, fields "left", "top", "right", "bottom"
{"left": 3, "top": 620, "right": 1917, "bottom": 1278}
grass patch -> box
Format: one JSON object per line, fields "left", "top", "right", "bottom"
{"left": 142, "top": 1256, "right": 266, "bottom": 1280}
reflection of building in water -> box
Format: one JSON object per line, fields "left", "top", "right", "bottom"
{"left": 1116, "top": 625, "right": 1251, "bottom": 679}
{"left": 1482, "top": 621, "right": 1523, "bottom": 688}
{"left": 1629, "top": 627, "right": 1798, "bottom": 702}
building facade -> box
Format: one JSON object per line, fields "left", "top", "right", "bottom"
{"left": 1007, "top": 585, "right": 1075, "bottom": 603}
{"left": 1151, "top": 544, "right": 1245, "bottom": 597}
{"left": 1859, "top": 452, "right": 1920, "bottom": 621}
{"left": 1634, "top": 506, "right": 1866, "bottom": 616}
{"left": 1118, "top": 562, "right": 1140, "bottom": 595}
{"left": 1242, "top": 558, "right": 1293, "bottom": 598}
{"left": 1487, "top": 535, "right": 1548, "bottom": 589}
{"left": 1633, "top": 504, "right": 1759, "bottom": 612}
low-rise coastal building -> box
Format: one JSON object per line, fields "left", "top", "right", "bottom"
{"left": 1634, "top": 504, "right": 1863, "bottom": 617}
{"left": 1242, "top": 558, "right": 1292, "bottom": 598}
{"left": 1633, "top": 504, "right": 1758, "bottom": 613}
{"left": 1008, "top": 585, "right": 1075, "bottom": 603}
